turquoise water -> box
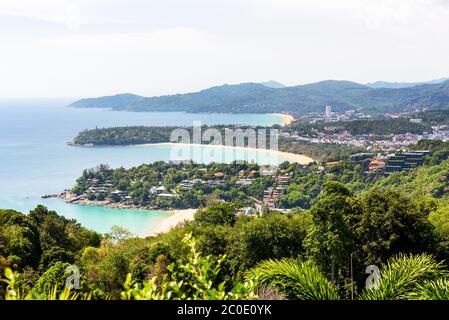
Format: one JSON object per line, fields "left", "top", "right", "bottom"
{"left": 0, "top": 100, "right": 283, "bottom": 236}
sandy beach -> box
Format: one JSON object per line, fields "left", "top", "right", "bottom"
{"left": 268, "top": 113, "right": 295, "bottom": 126}
{"left": 139, "top": 142, "right": 314, "bottom": 165}
{"left": 147, "top": 209, "right": 197, "bottom": 236}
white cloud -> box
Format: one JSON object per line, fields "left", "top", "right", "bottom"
{"left": 351, "top": 0, "right": 449, "bottom": 30}
{"left": 0, "top": 28, "right": 237, "bottom": 97}
{"left": 38, "top": 28, "right": 223, "bottom": 54}
{"left": 0, "top": 0, "right": 449, "bottom": 97}
{"left": 248, "top": 0, "right": 449, "bottom": 29}
{"left": 0, "top": 0, "right": 80, "bottom": 24}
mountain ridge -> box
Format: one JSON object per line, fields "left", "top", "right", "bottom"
{"left": 69, "top": 79, "right": 449, "bottom": 114}
{"left": 366, "top": 77, "right": 449, "bottom": 89}
{"left": 260, "top": 80, "right": 286, "bottom": 88}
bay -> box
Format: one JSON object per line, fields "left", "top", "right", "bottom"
{"left": 0, "top": 99, "right": 284, "bottom": 236}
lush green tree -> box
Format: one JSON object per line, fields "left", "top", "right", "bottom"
{"left": 191, "top": 225, "right": 233, "bottom": 258}
{"left": 304, "top": 182, "right": 358, "bottom": 286}
{"left": 16, "top": 266, "right": 39, "bottom": 297}
{"left": 79, "top": 243, "right": 129, "bottom": 299}
{"left": 129, "top": 242, "right": 172, "bottom": 282}
{"left": 228, "top": 213, "right": 311, "bottom": 278}
{"left": 121, "top": 233, "right": 256, "bottom": 300}
{"left": 131, "top": 187, "right": 150, "bottom": 206}
{"left": 277, "top": 189, "right": 311, "bottom": 209}
{"left": 4, "top": 267, "right": 90, "bottom": 300}
{"left": 355, "top": 189, "right": 438, "bottom": 267}
{"left": 429, "top": 203, "right": 449, "bottom": 240}
{"left": 39, "top": 247, "right": 74, "bottom": 272}
{"left": 30, "top": 261, "right": 88, "bottom": 299}
{"left": 194, "top": 203, "right": 238, "bottom": 226}
{"left": 0, "top": 209, "right": 40, "bottom": 269}
{"left": 108, "top": 226, "right": 133, "bottom": 243}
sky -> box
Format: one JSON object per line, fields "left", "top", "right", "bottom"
{"left": 1, "top": 0, "right": 449, "bottom": 98}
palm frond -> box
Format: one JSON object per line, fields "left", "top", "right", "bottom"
{"left": 359, "top": 253, "right": 448, "bottom": 300}
{"left": 247, "top": 259, "right": 340, "bottom": 300}
{"left": 45, "top": 286, "right": 91, "bottom": 300}
{"left": 416, "top": 279, "right": 449, "bottom": 300}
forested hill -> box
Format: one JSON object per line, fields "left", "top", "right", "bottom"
{"left": 69, "top": 79, "right": 449, "bottom": 114}
{"left": 366, "top": 77, "right": 449, "bottom": 89}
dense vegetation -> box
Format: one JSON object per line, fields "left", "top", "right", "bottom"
{"left": 72, "top": 124, "right": 364, "bottom": 163}
{"left": 72, "top": 117, "right": 429, "bottom": 163}
{"left": 5, "top": 140, "right": 449, "bottom": 300}
{"left": 289, "top": 117, "right": 431, "bottom": 136}
{"left": 415, "top": 110, "right": 449, "bottom": 125}
{"left": 73, "top": 126, "right": 175, "bottom": 146}
{"left": 71, "top": 162, "right": 268, "bottom": 209}
{"left": 4, "top": 182, "right": 449, "bottom": 300}
{"left": 70, "top": 79, "right": 449, "bottom": 114}
{"left": 366, "top": 77, "right": 449, "bottom": 89}
{"left": 373, "top": 141, "right": 449, "bottom": 199}
{"left": 71, "top": 125, "right": 276, "bottom": 147}
{"left": 0, "top": 206, "right": 101, "bottom": 299}
{"left": 279, "top": 140, "right": 366, "bottom": 162}
{"left": 337, "top": 118, "right": 432, "bottom": 135}
{"left": 70, "top": 157, "right": 394, "bottom": 211}
{"left": 69, "top": 135, "right": 449, "bottom": 211}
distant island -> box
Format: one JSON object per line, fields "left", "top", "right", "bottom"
{"left": 69, "top": 78, "right": 449, "bottom": 114}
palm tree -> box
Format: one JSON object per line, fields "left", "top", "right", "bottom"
{"left": 247, "top": 254, "right": 449, "bottom": 301}
{"left": 247, "top": 259, "right": 340, "bottom": 300}
{"left": 359, "top": 253, "right": 449, "bottom": 300}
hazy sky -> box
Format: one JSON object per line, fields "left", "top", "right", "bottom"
{"left": 1, "top": 0, "right": 449, "bottom": 98}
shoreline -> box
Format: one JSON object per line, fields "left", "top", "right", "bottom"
{"left": 268, "top": 113, "right": 295, "bottom": 126}
{"left": 138, "top": 142, "right": 314, "bottom": 164}
{"left": 146, "top": 209, "right": 197, "bottom": 236}
{"left": 57, "top": 191, "right": 167, "bottom": 211}
{"left": 57, "top": 192, "right": 196, "bottom": 236}
{"left": 68, "top": 140, "right": 314, "bottom": 164}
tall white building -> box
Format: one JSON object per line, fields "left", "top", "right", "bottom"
{"left": 325, "top": 105, "right": 332, "bottom": 117}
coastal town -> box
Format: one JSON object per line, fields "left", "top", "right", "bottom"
{"left": 49, "top": 145, "right": 435, "bottom": 215}
{"left": 281, "top": 105, "right": 449, "bottom": 152}
{"left": 41, "top": 104, "right": 449, "bottom": 216}
{"left": 53, "top": 164, "right": 299, "bottom": 212}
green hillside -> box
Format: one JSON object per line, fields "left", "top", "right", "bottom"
{"left": 69, "top": 79, "right": 449, "bottom": 114}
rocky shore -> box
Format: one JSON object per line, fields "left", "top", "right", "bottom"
{"left": 52, "top": 191, "right": 163, "bottom": 211}
{"left": 42, "top": 191, "right": 197, "bottom": 236}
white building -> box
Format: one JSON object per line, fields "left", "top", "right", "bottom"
{"left": 325, "top": 105, "right": 332, "bottom": 117}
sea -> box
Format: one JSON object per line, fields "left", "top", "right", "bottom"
{"left": 0, "top": 99, "right": 285, "bottom": 236}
